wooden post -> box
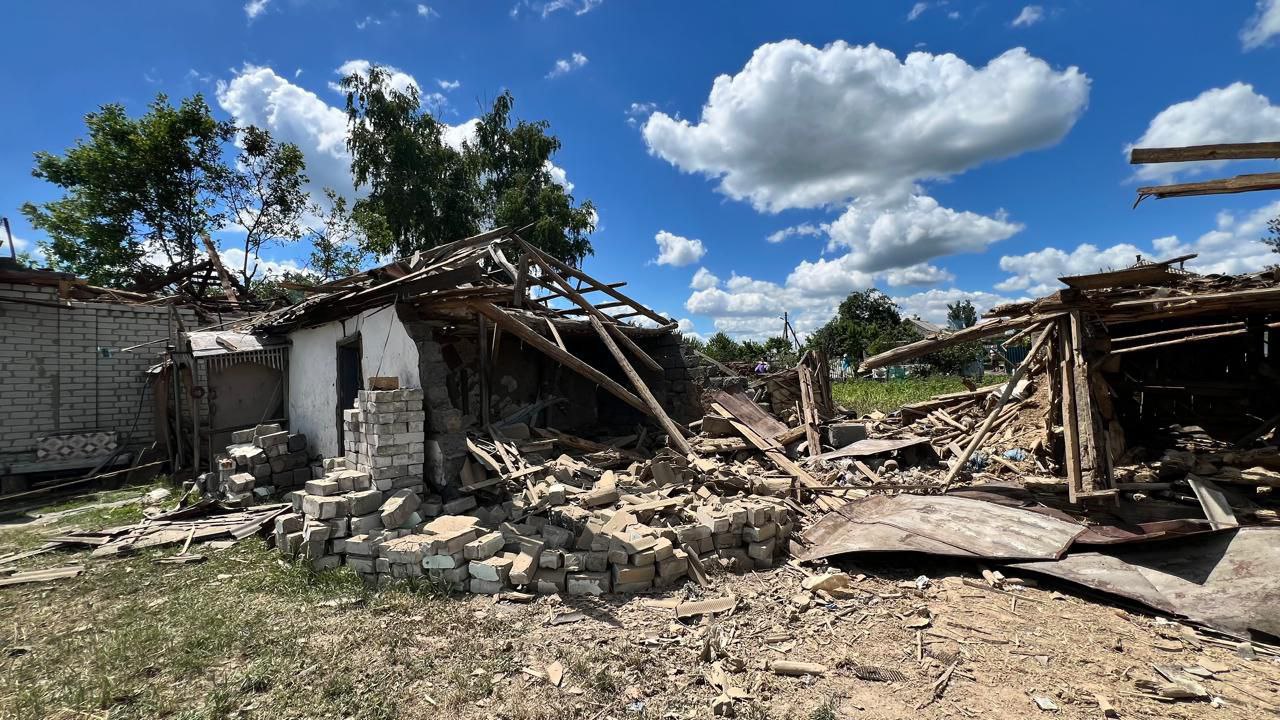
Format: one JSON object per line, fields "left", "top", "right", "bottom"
{"left": 587, "top": 315, "right": 693, "bottom": 455}
{"left": 797, "top": 364, "right": 822, "bottom": 458}
{"left": 1069, "top": 310, "right": 1104, "bottom": 492}
{"left": 478, "top": 314, "right": 492, "bottom": 428}
{"left": 1058, "top": 317, "right": 1084, "bottom": 502}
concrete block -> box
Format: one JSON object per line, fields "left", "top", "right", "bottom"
{"left": 540, "top": 524, "right": 575, "bottom": 550}
{"left": 747, "top": 538, "right": 777, "bottom": 561}
{"left": 566, "top": 571, "right": 610, "bottom": 596}
{"left": 442, "top": 495, "right": 477, "bottom": 515}
{"left": 225, "top": 473, "right": 255, "bottom": 494}
{"left": 379, "top": 489, "right": 421, "bottom": 529}
{"left": 825, "top": 422, "right": 868, "bottom": 448}
{"left": 534, "top": 568, "right": 567, "bottom": 594}
{"left": 350, "top": 512, "right": 382, "bottom": 534}
{"left": 302, "top": 494, "right": 349, "bottom": 520}
{"left": 347, "top": 489, "right": 383, "bottom": 516}
{"left": 508, "top": 538, "right": 544, "bottom": 585}
{"left": 612, "top": 563, "right": 656, "bottom": 585}
{"left": 305, "top": 479, "right": 340, "bottom": 496}
{"left": 469, "top": 552, "right": 515, "bottom": 583}
{"left": 539, "top": 549, "right": 562, "bottom": 569}
{"left": 423, "top": 552, "right": 465, "bottom": 569}
{"left": 464, "top": 531, "right": 505, "bottom": 561}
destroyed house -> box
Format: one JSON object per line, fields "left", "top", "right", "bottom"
{"left": 216, "top": 227, "right": 701, "bottom": 492}
{"left": 862, "top": 255, "right": 1280, "bottom": 502}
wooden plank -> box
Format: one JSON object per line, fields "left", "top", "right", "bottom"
{"left": 1058, "top": 317, "right": 1084, "bottom": 502}
{"left": 478, "top": 315, "right": 492, "bottom": 427}
{"left": 1108, "top": 327, "right": 1249, "bottom": 355}
{"left": 520, "top": 240, "right": 673, "bottom": 328}
{"left": 552, "top": 300, "right": 628, "bottom": 316}
{"left": 707, "top": 390, "right": 789, "bottom": 439}
{"left": 1069, "top": 311, "right": 1104, "bottom": 493}
{"left": 544, "top": 317, "right": 567, "bottom": 352}
{"left": 0, "top": 565, "right": 85, "bottom": 587}
{"left": 1111, "top": 321, "right": 1244, "bottom": 345}
{"left": 1137, "top": 172, "right": 1280, "bottom": 203}
{"left": 512, "top": 253, "right": 529, "bottom": 308}
{"left": 797, "top": 364, "right": 821, "bottom": 458}
{"left": 861, "top": 313, "right": 1055, "bottom": 371}
{"left": 587, "top": 315, "right": 693, "bottom": 455}
{"left": 1130, "top": 142, "right": 1280, "bottom": 164}
{"left": 516, "top": 239, "right": 665, "bottom": 374}
{"left": 466, "top": 437, "right": 505, "bottom": 474}
{"left": 709, "top": 400, "right": 840, "bottom": 512}
{"left": 470, "top": 302, "right": 652, "bottom": 417}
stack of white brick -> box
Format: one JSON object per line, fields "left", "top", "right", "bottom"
{"left": 218, "top": 423, "right": 311, "bottom": 504}
{"left": 342, "top": 389, "right": 426, "bottom": 498}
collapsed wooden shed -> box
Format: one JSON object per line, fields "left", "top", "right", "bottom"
{"left": 862, "top": 258, "right": 1280, "bottom": 502}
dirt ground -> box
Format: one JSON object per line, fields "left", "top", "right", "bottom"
{"left": 2, "top": 487, "right": 1278, "bottom": 720}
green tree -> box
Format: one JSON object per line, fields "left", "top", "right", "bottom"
{"left": 222, "top": 126, "right": 308, "bottom": 287}
{"left": 946, "top": 299, "right": 978, "bottom": 330}
{"left": 341, "top": 67, "right": 596, "bottom": 265}
{"left": 703, "top": 332, "right": 743, "bottom": 362}
{"left": 470, "top": 91, "right": 596, "bottom": 265}
{"left": 806, "top": 289, "right": 903, "bottom": 363}
{"left": 1265, "top": 215, "right": 1279, "bottom": 255}
{"left": 342, "top": 67, "right": 479, "bottom": 258}
{"left": 305, "top": 188, "right": 372, "bottom": 281}
{"left": 761, "top": 335, "right": 798, "bottom": 367}
{"left": 23, "top": 94, "right": 233, "bottom": 287}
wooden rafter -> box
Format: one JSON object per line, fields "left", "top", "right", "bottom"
{"left": 1130, "top": 141, "right": 1280, "bottom": 164}
{"left": 1136, "top": 172, "right": 1280, "bottom": 204}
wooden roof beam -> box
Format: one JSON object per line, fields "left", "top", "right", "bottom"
{"left": 1136, "top": 172, "right": 1280, "bottom": 204}
{"left": 1130, "top": 142, "right": 1280, "bottom": 164}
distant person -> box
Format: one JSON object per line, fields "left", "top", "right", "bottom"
{"left": 754, "top": 359, "right": 769, "bottom": 375}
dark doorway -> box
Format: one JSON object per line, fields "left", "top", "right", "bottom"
{"left": 336, "top": 336, "right": 362, "bottom": 449}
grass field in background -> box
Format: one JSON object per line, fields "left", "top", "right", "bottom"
{"left": 831, "top": 376, "right": 971, "bottom": 416}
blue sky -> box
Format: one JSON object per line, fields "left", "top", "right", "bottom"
{"left": 5, "top": 1, "right": 1280, "bottom": 339}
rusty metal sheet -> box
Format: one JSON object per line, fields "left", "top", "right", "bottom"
{"left": 1009, "top": 527, "right": 1280, "bottom": 639}
{"left": 800, "top": 494, "right": 1085, "bottom": 563}
{"left": 815, "top": 435, "right": 931, "bottom": 461}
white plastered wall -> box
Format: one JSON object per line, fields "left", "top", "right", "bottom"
{"left": 286, "top": 304, "right": 420, "bottom": 458}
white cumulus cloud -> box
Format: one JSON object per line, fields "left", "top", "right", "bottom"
{"left": 1127, "top": 82, "right": 1280, "bottom": 180}
{"left": 417, "top": 4, "right": 438, "bottom": 18}
{"left": 217, "top": 65, "right": 354, "bottom": 202}
{"left": 690, "top": 266, "right": 719, "bottom": 290}
{"left": 546, "top": 52, "right": 589, "bottom": 79}
{"left": 892, "top": 288, "right": 1016, "bottom": 325}
{"left": 1242, "top": 0, "right": 1280, "bottom": 50}
{"left": 995, "top": 199, "right": 1280, "bottom": 295}
{"left": 1012, "top": 5, "right": 1044, "bottom": 27}
{"left": 331, "top": 59, "right": 422, "bottom": 97}
{"left": 642, "top": 40, "right": 1089, "bottom": 212}
{"left": 653, "top": 231, "right": 706, "bottom": 267}
{"left": 824, "top": 191, "right": 1023, "bottom": 272}
{"left": 437, "top": 79, "right": 460, "bottom": 90}
{"left": 883, "top": 263, "right": 955, "bottom": 287}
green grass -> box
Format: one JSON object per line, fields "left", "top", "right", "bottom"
{"left": 831, "top": 376, "right": 972, "bottom": 416}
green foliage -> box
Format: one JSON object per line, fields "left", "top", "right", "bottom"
{"left": 701, "top": 332, "right": 797, "bottom": 366}
{"left": 23, "top": 94, "right": 234, "bottom": 287}
{"left": 1265, "top": 214, "right": 1279, "bottom": 255}
{"left": 806, "top": 288, "right": 903, "bottom": 363}
{"left": 342, "top": 67, "right": 479, "bottom": 258}
{"left": 23, "top": 93, "right": 310, "bottom": 294}
{"left": 831, "top": 375, "right": 970, "bottom": 416}
{"left": 342, "top": 69, "right": 595, "bottom": 265}
{"left": 703, "top": 332, "right": 741, "bottom": 362}
{"left": 681, "top": 334, "right": 706, "bottom": 353}
{"left": 471, "top": 91, "right": 596, "bottom": 266}
{"left": 306, "top": 188, "right": 372, "bottom": 281}
{"left": 946, "top": 299, "right": 978, "bottom": 329}
{"left": 222, "top": 126, "right": 309, "bottom": 286}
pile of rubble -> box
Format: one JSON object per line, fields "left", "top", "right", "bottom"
{"left": 211, "top": 424, "right": 312, "bottom": 505}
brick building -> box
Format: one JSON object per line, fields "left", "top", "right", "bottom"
{"left": 0, "top": 264, "right": 198, "bottom": 482}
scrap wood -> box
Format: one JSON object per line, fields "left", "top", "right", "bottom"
{"left": 0, "top": 564, "right": 85, "bottom": 587}
{"left": 767, "top": 660, "right": 829, "bottom": 676}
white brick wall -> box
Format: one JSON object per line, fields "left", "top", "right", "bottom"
{"left": 0, "top": 281, "right": 199, "bottom": 461}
